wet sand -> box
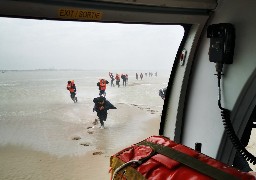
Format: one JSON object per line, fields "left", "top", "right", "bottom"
{"left": 2, "top": 105, "right": 256, "bottom": 179}
{"left": 0, "top": 103, "right": 161, "bottom": 180}
{"left": 246, "top": 129, "right": 256, "bottom": 171}
{"left": 2, "top": 69, "right": 255, "bottom": 179}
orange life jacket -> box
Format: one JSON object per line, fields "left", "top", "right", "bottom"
{"left": 67, "top": 82, "right": 75, "bottom": 93}
{"left": 115, "top": 74, "right": 120, "bottom": 81}
{"left": 99, "top": 79, "right": 107, "bottom": 90}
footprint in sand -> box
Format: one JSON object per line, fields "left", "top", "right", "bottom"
{"left": 71, "top": 136, "right": 81, "bottom": 140}
{"left": 92, "top": 119, "right": 99, "bottom": 125}
{"left": 80, "top": 142, "right": 90, "bottom": 146}
{"left": 93, "top": 151, "right": 103, "bottom": 155}
{"left": 88, "top": 131, "right": 94, "bottom": 134}
{"left": 150, "top": 110, "right": 156, "bottom": 114}
{"left": 87, "top": 126, "right": 93, "bottom": 129}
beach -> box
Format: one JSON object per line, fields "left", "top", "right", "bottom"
{"left": 0, "top": 70, "right": 166, "bottom": 180}
{"left": 1, "top": 70, "right": 255, "bottom": 180}
{"left": 0, "top": 104, "right": 160, "bottom": 180}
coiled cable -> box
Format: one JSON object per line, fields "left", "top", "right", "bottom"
{"left": 217, "top": 73, "right": 256, "bottom": 164}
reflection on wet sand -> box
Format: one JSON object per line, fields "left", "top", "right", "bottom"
{"left": 0, "top": 103, "right": 160, "bottom": 179}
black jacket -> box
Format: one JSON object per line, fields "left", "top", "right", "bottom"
{"left": 93, "top": 96, "right": 116, "bottom": 114}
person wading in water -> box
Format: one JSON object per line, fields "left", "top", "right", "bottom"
{"left": 97, "top": 79, "right": 109, "bottom": 97}
{"left": 67, "top": 80, "right": 78, "bottom": 103}
{"left": 93, "top": 96, "right": 116, "bottom": 129}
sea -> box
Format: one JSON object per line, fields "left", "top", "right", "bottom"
{"left": 0, "top": 70, "right": 169, "bottom": 156}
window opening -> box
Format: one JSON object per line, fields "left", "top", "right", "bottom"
{"left": 0, "top": 17, "right": 184, "bottom": 179}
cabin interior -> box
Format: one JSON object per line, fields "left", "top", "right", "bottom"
{"left": 1, "top": 0, "right": 256, "bottom": 176}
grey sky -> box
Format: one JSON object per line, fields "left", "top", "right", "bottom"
{"left": 0, "top": 17, "right": 184, "bottom": 71}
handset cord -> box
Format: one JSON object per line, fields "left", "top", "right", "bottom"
{"left": 216, "top": 70, "right": 256, "bottom": 164}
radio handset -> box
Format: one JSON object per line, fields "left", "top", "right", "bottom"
{"left": 207, "top": 23, "right": 256, "bottom": 164}
{"left": 207, "top": 23, "right": 235, "bottom": 74}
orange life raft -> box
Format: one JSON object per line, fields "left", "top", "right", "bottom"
{"left": 110, "top": 135, "right": 254, "bottom": 180}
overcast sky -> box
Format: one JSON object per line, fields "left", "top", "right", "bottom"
{"left": 0, "top": 17, "right": 184, "bottom": 71}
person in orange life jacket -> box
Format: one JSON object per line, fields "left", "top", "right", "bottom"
{"left": 67, "top": 80, "right": 77, "bottom": 103}
{"left": 93, "top": 96, "right": 117, "bottom": 129}
{"left": 121, "top": 74, "right": 127, "bottom": 87}
{"left": 97, "top": 79, "right": 109, "bottom": 97}
{"left": 109, "top": 72, "right": 115, "bottom": 87}
{"left": 115, "top": 74, "right": 120, "bottom": 88}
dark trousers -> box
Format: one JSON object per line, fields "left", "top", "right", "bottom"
{"left": 123, "top": 80, "right": 126, "bottom": 86}
{"left": 97, "top": 112, "right": 107, "bottom": 126}
{"left": 116, "top": 80, "right": 120, "bottom": 87}
{"left": 111, "top": 80, "right": 114, "bottom": 87}
{"left": 70, "top": 92, "right": 76, "bottom": 99}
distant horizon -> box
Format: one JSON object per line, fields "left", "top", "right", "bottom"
{"left": 0, "top": 17, "right": 184, "bottom": 71}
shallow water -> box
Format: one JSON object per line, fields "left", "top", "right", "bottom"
{"left": 0, "top": 70, "right": 169, "bottom": 156}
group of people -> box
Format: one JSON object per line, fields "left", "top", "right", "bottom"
{"left": 66, "top": 71, "right": 161, "bottom": 129}
{"left": 109, "top": 72, "right": 128, "bottom": 87}
{"left": 66, "top": 78, "right": 116, "bottom": 129}
{"left": 66, "top": 77, "right": 256, "bottom": 176}
{"left": 136, "top": 73, "right": 143, "bottom": 80}
{"left": 136, "top": 72, "right": 157, "bottom": 80}
{"left": 147, "top": 72, "right": 157, "bottom": 77}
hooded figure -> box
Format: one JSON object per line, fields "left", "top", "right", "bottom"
{"left": 93, "top": 96, "right": 116, "bottom": 129}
